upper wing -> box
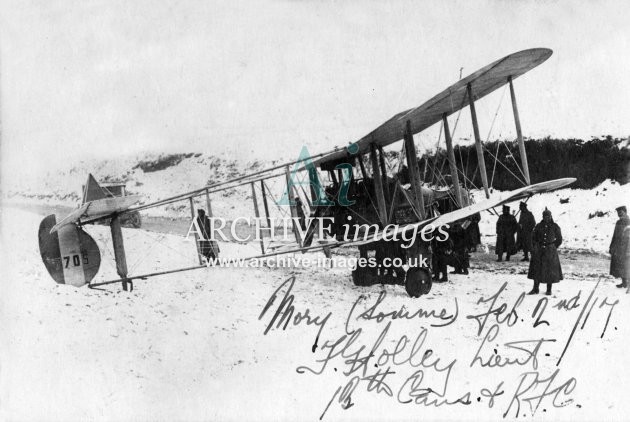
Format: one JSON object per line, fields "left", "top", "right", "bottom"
{"left": 314, "top": 48, "right": 552, "bottom": 168}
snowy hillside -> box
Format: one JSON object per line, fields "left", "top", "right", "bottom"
{"left": 4, "top": 152, "right": 277, "bottom": 220}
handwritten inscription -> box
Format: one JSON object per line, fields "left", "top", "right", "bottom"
{"left": 258, "top": 276, "right": 620, "bottom": 419}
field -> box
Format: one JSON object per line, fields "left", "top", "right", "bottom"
{"left": 1, "top": 189, "right": 629, "bottom": 421}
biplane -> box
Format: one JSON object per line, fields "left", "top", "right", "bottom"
{"left": 38, "top": 48, "right": 575, "bottom": 297}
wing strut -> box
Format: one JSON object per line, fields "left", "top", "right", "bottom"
{"left": 442, "top": 113, "right": 463, "bottom": 207}
{"left": 467, "top": 83, "right": 491, "bottom": 198}
{"left": 260, "top": 180, "right": 271, "bottom": 227}
{"left": 284, "top": 165, "right": 302, "bottom": 247}
{"left": 369, "top": 144, "right": 388, "bottom": 225}
{"left": 204, "top": 188, "right": 213, "bottom": 218}
{"left": 403, "top": 120, "right": 426, "bottom": 220}
{"left": 251, "top": 182, "right": 265, "bottom": 254}
{"left": 377, "top": 145, "right": 391, "bottom": 208}
{"left": 110, "top": 215, "right": 132, "bottom": 291}
{"left": 509, "top": 75, "right": 531, "bottom": 185}
{"left": 357, "top": 155, "right": 368, "bottom": 180}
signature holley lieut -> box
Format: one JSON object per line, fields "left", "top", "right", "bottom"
{"left": 259, "top": 276, "right": 619, "bottom": 420}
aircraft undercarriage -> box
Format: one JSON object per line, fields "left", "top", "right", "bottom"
{"left": 351, "top": 240, "right": 432, "bottom": 298}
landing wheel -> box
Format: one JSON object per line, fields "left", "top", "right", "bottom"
{"left": 405, "top": 268, "right": 432, "bottom": 298}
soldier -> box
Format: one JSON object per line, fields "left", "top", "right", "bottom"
{"left": 432, "top": 237, "right": 453, "bottom": 282}
{"left": 527, "top": 208, "right": 563, "bottom": 295}
{"left": 609, "top": 205, "right": 630, "bottom": 288}
{"left": 496, "top": 205, "right": 518, "bottom": 262}
{"left": 464, "top": 212, "right": 482, "bottom": 252}
{"left": 517, "top": 202, "right": 536, "bottom": 261}
{"left": 196, "top": 209, "right": 220, "bottom": 262}
{"left": 448, "top": 223, "right": 470, "bottom": 275}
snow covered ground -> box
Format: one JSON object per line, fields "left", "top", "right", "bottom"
{"left": 2, "top": 153, "right": 630, "bottom": 420}
{"left": 2, "top": 201, "right": 630, "bottom": 421}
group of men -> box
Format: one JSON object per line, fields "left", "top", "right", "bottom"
{"left": 493, "top": 202, "right": 563, "bottom": 295}
{"left": 495, "top": 203, "right": 560, "bottom": 294}
{"left": 494, "top": 203, "right": 630, "bottom": 296}
{"left": 432, "top": 202, "right": 538, "bottom": 285}
{"left": 431, "top": 214, "right": 481, "bottom": 282}
{"left": 439, "top": 201, "right": 629, "bottom": 297}
{"left": 194, "top": 201, "right": 630, "bottom": 294}
{"left": 495, "top": 202, "right": 537, "bottom": 262}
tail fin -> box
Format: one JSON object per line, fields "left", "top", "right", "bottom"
{"left": 82, "top": 174, "right": 109, "bottom": 204}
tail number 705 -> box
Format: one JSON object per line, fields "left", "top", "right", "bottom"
{"left": 63, "top": 252, "right": 89, "bottom": 268}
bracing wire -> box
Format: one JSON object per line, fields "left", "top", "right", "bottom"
{"left": 482, "top": 144, "right": 527, "bottom": 186}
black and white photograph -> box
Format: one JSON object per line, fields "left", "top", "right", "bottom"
{"left": 1, "top": 1, "right": 630, "bottom": 420}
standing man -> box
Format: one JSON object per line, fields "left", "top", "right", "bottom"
{"left": 496, "top": 205, "right": 518, "bottom": 262}
{"left": 527, "top": 208, "right": 563, "bottom": 295}
{"left": 517, "top": 202, "right": 536, "bottom": 261}
{"left": 432, "top": 237, "right": 452, "bottom": 282}
{"left": 448, "top": 223, "right": 470, "bottom": 275}
{"left": 465, "top": 212, "right": 482, "bottom": 252}
{"left": 196, "top": 209, "right": 220, "bottom": 263}
{"left": 609, "top": 205, "right": 630, "bottom": 288}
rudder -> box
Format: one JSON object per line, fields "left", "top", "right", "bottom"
{"left": 38, "top": 214, "right": 101, "bottom": 286}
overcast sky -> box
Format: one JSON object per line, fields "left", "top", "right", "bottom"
{"left": 2, "top": 0, "right": 629, "bottom": 179}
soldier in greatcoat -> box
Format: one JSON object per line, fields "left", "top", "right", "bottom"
{"left": 609, "top": 205, "right": 630, "bottom": 288}
{"left": 496, "top": 205, "right": 518, "bottom": 261}
{"left": 196, "top": 209, "right": 220, "bottom": 263}
{"left": 464, "top": 212, "right": 482, "bottom": 252}
{"left": 527, "top": 208, "right": 563, "bottom": 295}
{"left": 432, "top": 237, "right": 453, "bottom": 282}
{"left": 447, "top": 223, "right": 470, "bottom": 275}
{"left": 517, "top": 202, "right": 536, "bottom": 261}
